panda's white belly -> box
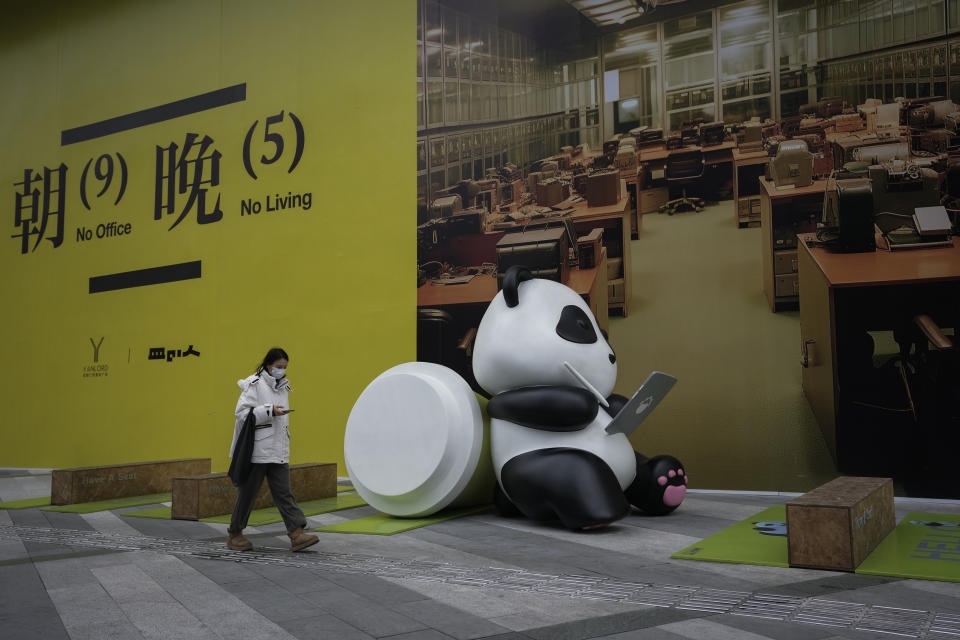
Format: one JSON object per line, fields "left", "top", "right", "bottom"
{"left": 491, "top": 411, "right": 637, "bottom": 490}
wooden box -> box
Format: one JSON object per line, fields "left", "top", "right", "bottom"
{"left": 787, "top": 477, "right": 895, "bottom": 571}
{"left": 586, "top": 169, "right": 620, "bottom": 207}
{"left": 536, "top": 179, "right": 568, "bottom": 207}
{"left": 51, "top": 458, "right": 210, "bottom": 505}
{"left": 171, "top": 462, "right": 337, "bottom": 520}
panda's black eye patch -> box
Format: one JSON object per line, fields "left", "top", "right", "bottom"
{"left": 556, "top": 305, "right": 598, "bottom": 344}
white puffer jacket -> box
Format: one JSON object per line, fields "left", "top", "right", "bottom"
{"left": 229, "top": 371, "right": 293, "bottom": 464}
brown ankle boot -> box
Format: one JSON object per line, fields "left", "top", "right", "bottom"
{"left": 227, "top": 530, "right": 253, "bottom": 551}
{"left": 288, "top": 527, "right": 319, "bottom": 552}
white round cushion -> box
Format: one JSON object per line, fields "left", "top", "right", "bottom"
{"left": 344, "top": 362, "right": 484, "bottom": 517}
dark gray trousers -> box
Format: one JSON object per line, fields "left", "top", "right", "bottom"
{"left": 229, "top": 463, "right": 307, "bottom": 534}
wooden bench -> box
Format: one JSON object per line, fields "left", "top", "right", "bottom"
{"left": 171, "top": 462, "right": 337, "bottom": 520}
{"left": 786, "top": 476, "right": 895, "bottom": 571}
{"left": 51, "top": 458, "right": 211, "bottom": 505}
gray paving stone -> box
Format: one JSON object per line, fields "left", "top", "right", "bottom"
{"left": 657, "top": 617, "right": 777, "bottom": 639}
{"left": 46, "top": 583, "right": 129, "bottom": 628}
{"left": 123, "top": 516, "right": 225, "bottom": 541}
{"left": 131, "top": 552, "right": 297, "bottom": 639}
{"left": 761, "top": 574, "right": 903, "bottom": 599}
{"left": 412, "top": 519, "right": 766, "bottom": 593}
{"left": 594, "top": 627, "right": 691, "bottom": 640}
{"left": 709, "top": 613, "right": 839, "bottom": 640}
{"left": 408, "top": 521, "right": 643, "bottom": 577}
{"left": 683, "top": 493, "right": 789, "bottom": 508}
{"left": 33, "top": 551, "right": 140, "bottom": 590}
{"left": 3, "top": 547, "right": 126, "bottom": 568}
{"left": 374, "top": 630, "right": 457, "bottom": 640}
{"left": 56, "top": 618, "right": 144, "bottom": 640}
{"left": 7, "top": 508, "right": 57, "bottom": 527}
{"left": 177, "top": 554, "right": 264, "bottom": 584}
{"left": 0, "top": 474, "right": 51, "bottom": 501}
{"left": 666, "top": 554, "right": 828, "bottom": 589}
{"left": 660, "top": 497, "right": 774, "bottom": 523}
{"left": 276, "top": 613, "right": 377, "bottom": 640}
{"left": 321, "top": 571, "right": 436, "bottom": 605}
{"left": 623, "top": 512, "right": 744, "bottom": 540}
{"left": 7, "top": 509, "right": 100, "bottom": 559}
{"left": 518, "top": 608, "right": 705, "bottom": 640}
{"left": 91, "top": 563, "right": 175, "bottom": 604}
{"left": 384, "top": 578, "right": 531, "bottom": 619}
{"left": 819, "top": 577, "right": 960, "bottom": 614}
{"left": 405, "top": 531, "right": 575, "bottom": 576}
{"left": 248, "top": 563, "right": 341, "bottom": 592}
{"left": 223, "top": 577, "right": 321, "bottom": 622}
{"left": 470, "top": 514, "right": 699, "bottom": 564}
{"left": 0, "top": 563, "right": 70, "bottom": 639}
{"left": 121, "top": 600, "right": 214, "bottom": 639}
{"left": 81, "top": 510, "right": 144, "bottom": 536}
{"left": 0, "top": 536, "right": 29, "bottom": 562}
{"left": 297, "top": 587, "right": 429, "bottom": 637}
{"left": 391, "top": 598, "right": 515, "bottom": 639}
{"left": 41, "top": 510, "right": 96, "bottom": 531}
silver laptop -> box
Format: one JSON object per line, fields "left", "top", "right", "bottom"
{"left": 605, "top": 371, "right": 677, "bottom": 435}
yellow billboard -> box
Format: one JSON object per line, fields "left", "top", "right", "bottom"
{"left": 0, "top": 0, "right": 413, "bottom": 473}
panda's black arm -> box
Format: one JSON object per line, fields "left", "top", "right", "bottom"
{"left": 487, "top": 386, "right": 598, "bottom": 431}
{"left": 604, "top": 394, "right": 629, "bottom": 418}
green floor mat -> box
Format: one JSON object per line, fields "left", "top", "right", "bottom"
{"left": 200, "top": 493, "right": 368, "bottom": 525}
{"left": 671, "top": 506, "right": 789, "bottom": 568}
{"left": 315, "top": 505, "right": 492, "bottom": 535}
{"left": 120, "top": 492, "right": 367, "bottom": 524}
{"left": 40, "top": 493, "right": 172, "bottom": 514}
{"left": 0, "top": 496, "right": 52, "bottom": 510}
{"left": 856, "top": 512, "right": 960, "bottom": 583}
{"left": 122, "top": 506, "right": 173, "bottom": 519}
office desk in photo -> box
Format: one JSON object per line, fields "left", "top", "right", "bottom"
{"left": 566, "top": 180, "right": 633, "bottom": 317}
{"left": 733, "top": 148, "right": 769, "bottom": 228}
{"left": 759, "top": 178, "right": 827, "bottom": 312}
{"left": 798, "top": 237, "right": 960, "bottom": 476}
{"left": 638, "top": 141, "right": 735, "bottom": 209}
{"left": 417, "top": 249, "right": 609, "bottom": 333}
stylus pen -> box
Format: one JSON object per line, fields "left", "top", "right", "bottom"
{"left": 562, "top": 361, "right": 609, "bottom": 408}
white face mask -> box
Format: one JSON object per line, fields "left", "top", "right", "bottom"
{"left": 269, "top": 367, "right": 286, "bottom": 379}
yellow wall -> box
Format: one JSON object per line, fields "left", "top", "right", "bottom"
{"left": 0, "top": 0, "right": 413, "bottom": 473}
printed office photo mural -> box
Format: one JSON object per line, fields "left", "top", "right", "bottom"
{"left": 408, "top": 0, "right": 691, "bottom": 523}
{"left": 415, "top": 0, "right": 960, "bottom": 499}
{"left": 1, "top": 0, "right": 413, "bottom": 471}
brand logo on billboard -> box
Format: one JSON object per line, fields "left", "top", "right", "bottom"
{"left": 149, "top": 344, "right": 200, "bottom": 362}
{"left": 83, "top": 337, "right": 109, "bottom": 378}
{"left": 90, "top": 336, "right": 104, "bottom": 362}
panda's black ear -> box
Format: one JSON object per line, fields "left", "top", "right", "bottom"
{"left": 503, "top": 266, "right": 534, "bottom": 308}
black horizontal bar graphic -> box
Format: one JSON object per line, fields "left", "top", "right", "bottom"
{"left": 89, "top": 260, "right": 201, "bottom": 293}
{"left": 62, "top": 84, "right": 246, "bottom": 145}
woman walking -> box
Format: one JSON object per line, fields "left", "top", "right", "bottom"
{"left": 227, "top": 347, "right": 319, "bottom": 552}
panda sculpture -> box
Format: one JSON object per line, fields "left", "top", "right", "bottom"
{"left": 474, "top": 266, "right": 687, "bottom": 530}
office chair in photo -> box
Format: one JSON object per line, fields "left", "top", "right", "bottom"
{"left": 659, "top": 149, "right": 705, "bottom": 215}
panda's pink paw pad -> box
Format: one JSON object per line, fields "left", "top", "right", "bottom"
{"left": 659, "top": 468, "right": 687, "bottom": 507}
